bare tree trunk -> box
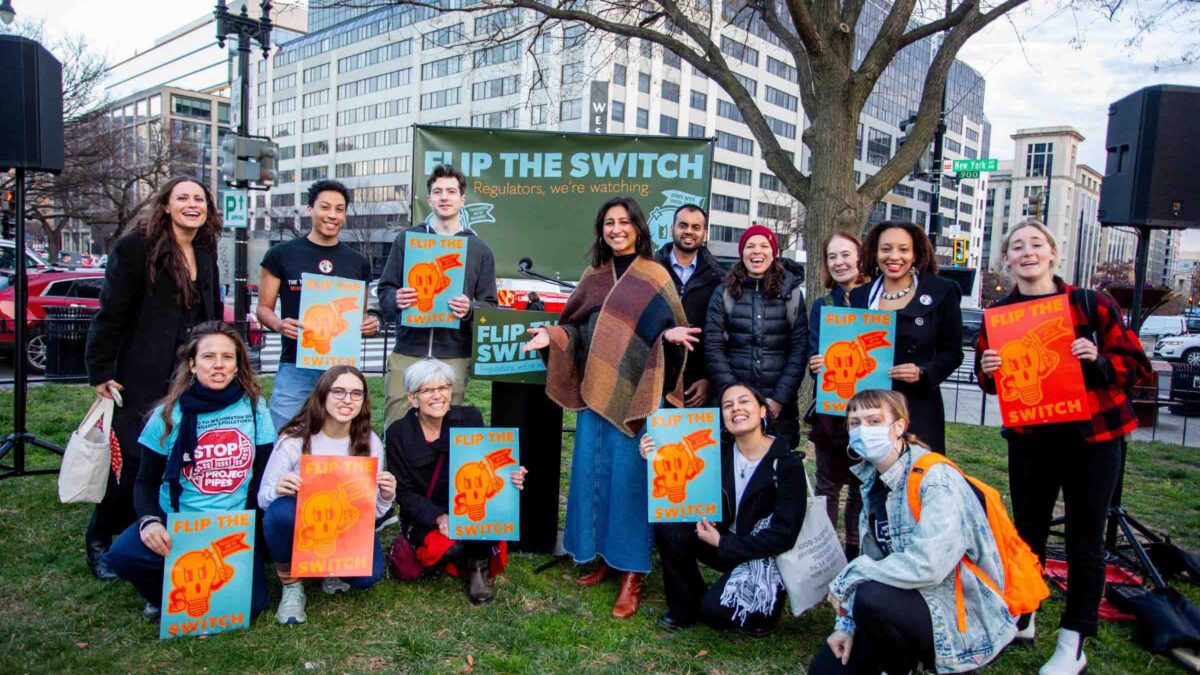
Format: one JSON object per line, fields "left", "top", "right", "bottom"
{"left": 801, "top": 98, "right": 864, "bottom": 304}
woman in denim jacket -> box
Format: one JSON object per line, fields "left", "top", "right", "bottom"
{"left": 810, "top": 389, "right": 1016, "bottom": 674}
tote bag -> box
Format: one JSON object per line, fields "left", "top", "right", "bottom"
{"left": 776, "top": 469, "right": 849, "bottom": 616}
{"left": 58, "top": 396, "right": 115, "bottom": 504}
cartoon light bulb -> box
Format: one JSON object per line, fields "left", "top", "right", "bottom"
{"left": 652, "top": 443, "right": 696, "bottom": 503}
{"left": 300, "top": 297, "right": 359, "bottom": 354}
{"left": 170, "top": 550, "right": 218, "bottom": 618}
{"left": 453, "top": 461, "right": 504, "bottom": 522}
{"left": 824, "top": 341, "right": 866, "bottom": 399}
{"left": 408, "top": 261, "right": 445, "bottom": 313}
{"left": 300, "top": 491, "right": 344, "bottom": 557}
{"left": 999, "top": 340, "right": 1052, "bottom": 405}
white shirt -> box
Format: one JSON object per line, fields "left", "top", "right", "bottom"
{"left": 732, "top": 443, "right": 764, "bottom": 516}
{"left": 258, "top": 431, "right": 392, "bottom": 518}
{"left": 670, "top": 249, "right": 698, "bottom": 286}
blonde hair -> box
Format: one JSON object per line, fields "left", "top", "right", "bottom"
{"left": 845, "top": 389, "right": 930, "bottom": 450}
{"left": 1000, "top": 219, "right": 1059, "bottom": 261}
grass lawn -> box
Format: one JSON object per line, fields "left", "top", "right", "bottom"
{"left": 0, "top": 379, "right": 1197, "bottom": 674}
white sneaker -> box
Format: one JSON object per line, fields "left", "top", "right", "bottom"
{"left": 322, "top": 577, "right": 351, "bottom": 595}
{"left": 275, "top": 582, "right": 307, "bottom": 625}
{"left": 1039, "top": 628, "right": 1087, "bottom": 675}
{"left": 1014, "top": 612, "right": 1036, "bottom": 644}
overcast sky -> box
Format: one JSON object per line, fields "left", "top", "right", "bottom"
{"left": 17, "top": 0, "right": 1200, "bottom": 244}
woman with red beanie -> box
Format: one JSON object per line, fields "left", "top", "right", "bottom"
{"left": 704, "top": 225, "right": 809, "bottom": 449}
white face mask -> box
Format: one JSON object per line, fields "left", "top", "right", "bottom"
{"left": 849, "top": 424, "right": 897, "bottom": 463}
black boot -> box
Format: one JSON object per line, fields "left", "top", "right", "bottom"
{"left": 466, "top": 558, "right": 494, "bottom": 605}
{"left": 85, "top": 515, "right": 118, "bottom": 581}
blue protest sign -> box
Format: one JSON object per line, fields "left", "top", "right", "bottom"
{"left": 449, "top": 427, "right": 520, "bottom": 541}
{"left": 646, "top": 408, "right": 723, "bottom": 523}
{"left": 160, "top": 510, "right": 255, "bottom": 639}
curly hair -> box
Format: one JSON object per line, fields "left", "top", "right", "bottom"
{"left": 860, "top": 220, "right": 937, "bottom": 279}
{"left": 134, "top": 176, "right": 222, "bottom": 308}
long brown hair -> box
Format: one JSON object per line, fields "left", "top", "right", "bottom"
{"left": 860, "top": 220, "right": 937, "bottom": 279}
{"left": 588, "top": 196, "right": 655, "bottom": 268}
{"left": 819, "top": 232, "right": 870, "bottom": 290}
{"left": 159, "top": 321, "right": 262, "bottom": 443}
{"left": 134, "top": 176, "right": 223, "bottom": 307}
{"left": 725, "top": 258, "right": 786, "bottom": 301}
{"left": 278, "top": 365, "right": 374, "bottom": 457}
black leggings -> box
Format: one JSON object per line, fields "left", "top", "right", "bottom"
{"left": 808, "top": 581, "right": 936, "bottom": 675}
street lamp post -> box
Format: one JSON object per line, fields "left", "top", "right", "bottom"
{"left": 214, "top": 0, "right": 272, "bottom": 341}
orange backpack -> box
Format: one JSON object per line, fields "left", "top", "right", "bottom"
{"left": 906, "top": 453, "right": 1050, "bottom": 633}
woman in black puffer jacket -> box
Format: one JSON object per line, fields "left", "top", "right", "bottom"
{"left": 704, "top": 225, "right": 809, "bottom": 449}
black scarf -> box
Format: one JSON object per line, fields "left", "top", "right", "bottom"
{"left": 164, "top": 379, "right": 246, "bottom": 512}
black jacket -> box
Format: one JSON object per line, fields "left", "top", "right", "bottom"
{"left": 655, "top": 243, "right": 725, "bottom": 388}
{"left": 715, "top": 436, "right": 807, "bottom": 565}
{"left": 703, "top": 269, "right": 810, "bottom": 405}
{"left": 377, "top": 224, "right": 499, "bottom": 359}
{"left": 386, "top": 405, "right": 485, "bottom": 542}
{"left": 85, "top": 233, "right": 222, "bottom": 424}
{"left": 848, "top": 271, "right": 963, "bottom": 453}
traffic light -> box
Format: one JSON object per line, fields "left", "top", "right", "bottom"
{"left": 220, "top": 134, "right": 280, "bottom": 188}
{"left": 953, "top": 238, "right": 968, "bottom": 265}
{"left": 898, "top": 114, "right": 933, "bottom": 178}
{"left": 1, "top": 190, "right": 14, "bottom": 240}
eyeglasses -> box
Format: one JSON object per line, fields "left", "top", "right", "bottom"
{"left": 330, "top": 387, "right": 364, "bottom": 402}
{"left": 414, "top": 384, "right": 452, "bottom": 398}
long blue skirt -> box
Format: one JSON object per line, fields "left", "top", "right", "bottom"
{"left": 563, "top": 408, "right": 652, "bottom": 574}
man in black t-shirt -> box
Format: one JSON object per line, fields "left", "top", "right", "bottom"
{"left": 258, "top": 180, "right": 377, "bottom": 430}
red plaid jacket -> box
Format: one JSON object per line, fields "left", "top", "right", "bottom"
{"left": 974, "top": 279, "right": 1152, "bottom": 442}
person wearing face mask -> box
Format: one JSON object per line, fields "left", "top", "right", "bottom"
{"left": 259, "top": 366, "right": 395, "bottom": 625}
{"left": 85, "top": 177, "right": 226, "bottom": 582}
{"left": 103, "top": 322, "right": 276, "bottom": 623}
{"left": 644, "top": 382, "right": 806, "bottom": 635}
{"left": 810, "top": 389, "right": 1015, "bottom": 675}
{"left": 975, "top": 220, "right": 1150, "bottom": 675}
{"left": 849, "top": 221, "right": 963, "bottom": 454}
{"left": 704, "top": 225, "right": 810, "bottom": 449}
{"left": 807, "top": 232, "right": 871, "bottom": 559}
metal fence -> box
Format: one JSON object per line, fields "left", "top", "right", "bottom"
{"left": 4, "top": 317, "right": 1200, "bottom": 448}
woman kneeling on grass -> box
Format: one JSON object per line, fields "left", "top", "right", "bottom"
{"left": 386, "top": 358, "right": 527, "bottom": 604}
{"left": 642, "top": 382, "right": 806, "bottom": 636}
{"left": 258, "top": 365, "right": 395, "bottom": 625}
{"left": 810, "top": 389, "right": 1015, "bottom": 675}
{"left": 104, "top": 321, "right": 276, "bottom": 622}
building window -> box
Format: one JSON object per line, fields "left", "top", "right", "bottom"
{"left": 301, "top": 89, "right": 329, "bottom": 107}
{"left": 866, "top": 128, "right": 892, "bottom": 167}
{"left": 636, "top": 107, "right": 649, "bottom": 129}
{"left": 945, "top": 138, "right": 962, "bottom": 153}
{"left": 335, "top": 127, "right": 411, "bottom": 152}
{"left": 659, "top": 115, "right": 678, "bottom": 135}
{"left": 891, "top": 205, "right": 913, "bottom": 221}
{"left": 710, "top": 225, "right": 743, "bottom": 243}
{"left": 531, "top": 104, "right": 548, "bottom": 125}
{"left": 661, "top": 80, "right": 680, "bottom": 102}
{"left": 301, "top": 141, "right": 328, "bottom": 157}
{"left": 472, "top": 75, "right": 520, "bottom": 101}
{"left": 336, "top": 157, "right": 407, "bottom": 178}
{"left": 469, "top": 109, "right": 519, "bottom": 130}
{"left": 273, "top": 73, "right": 296, "bottom": 91}
{"left": 714, "top": 162, "right": 751, "bottom": 185}
{"left": 272, "top": 97, "right": 295, "bottom": 115}
{"left": 758, "top": 202, "right": 790, "bottom": 221}
{"left": 966, "top": 128, "right": 980, "bottom": 142}
{"left": 712, "top": 193, "right": 750, "bottom": 215}
{"left": 336, "top": 98, "right": 410, "bottom": 126}
{"left": 473, "top": 41, "right": 521, "bottom": 67}
{"left": 765, "top": 115, "right": 796, "bottom": 139}
{"left": 420, "top": 87, "right": 460, "bottom": 111}
{"left": 941, "top": 196, "right": 958, "bottom": 211}
{"left": 279, "top": 146, "right": 295, "bottom": 160}
{"left": 690, "top": 90, "right": 707, "bottom": 111}
{"left": 611, "top": 101, "right": 625, "bottom": 123}
{"left": 174, "top": 95, "right": 212, "bottom": 119}
{"left": 561, "top": 98, "right": 582, "bottom": 121}
{"left": 732, "top": 73, "right": 757, "bottom": 96}
{"left": 764, "top": 86, "right": 797, "bottom": 111}
{"left": 301, "top": 166, "right": 328, "bottom": 181}
{"left": 563, "top": 24, "right": 586, "bottom": 48}
{"left": 337, "top": 69, "right": 411, "bottom": 100}
{"left": 422, "top": 23, "right": 464, "bottom": 49}
{"left": 663, "top": 50, "right": 680, "bottom": 69}
{"left": 717, "top": 99, "right": 744, "bottom": 124}
{"left": 892, "top": 183, "right": 915, "bottom": 198}
{"left": 638, "top": 72, "right": 650, "bottom": 94}
{"left": 766, "top": 56, "right": 798, "bottom": 82}
{"left": 716, "top": 131, "right": 754, "bottom": 155}
{"left": 1026, "top": 142, "right": 1054, "bottom": 177}
{"left": 760, "top": 172, "right": 785, "bottom": 192}
{"left": 688, "top": 123, "right": 705, "bottom": 138}
{"left": 273, "top": 121, "right": 295, "bottom": 137}
{"left": 302, "top": 63, "right": 329, "bottom": 84}
{"left": 337, "top": 40, "right": 411, "bottom": 73}
{"left": 475, "top": 8, "right": 522, "bottom": 34}
{"left": 561, "top": 61, "right": 585, "bottom": 86}
{"left": 720, "top": 35, "right": 759, "bottom": 66}
{"left": 302, "top": 115, "right": 328, "bottom": 133}
{"left": 422, "top": 55, "right": 463, "bottom": 81}
{"left": 917, "top": 190, "right": 931, "bottom": 203}
{"left": 613, "top": 63, "right": 626, "bottom": 85}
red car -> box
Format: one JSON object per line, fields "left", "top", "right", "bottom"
{"left": 0, "top": 270, "right": 263, "bottom": 373}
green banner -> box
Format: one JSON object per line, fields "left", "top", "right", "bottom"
{"left": 412, "top": 126, "right": 714, "bottom": 279}
{"left": 471, "top": 307, "right": 560, "bottom": 385}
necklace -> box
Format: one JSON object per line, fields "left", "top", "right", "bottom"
{"left": 735, "top": 448, "right": 763, "bottom": 479}
{"left": 880, "top": 270, "right": 917, "bottom": 301}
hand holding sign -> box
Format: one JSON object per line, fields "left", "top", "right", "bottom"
{"left": 815, "top": 308, "right": 896, "bottom": 416}
{"left": 402, "top": 233, "right": 469, "bottom": 328}
{"left": 160, "top": 511, "right": 255, "bottom": 639}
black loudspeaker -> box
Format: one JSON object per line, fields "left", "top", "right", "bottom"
{"left": 1099, "top": 85, "right": 1200, "bottom": 229}
{"left": 0, "top": 36, "right": 65, "bottom": 174}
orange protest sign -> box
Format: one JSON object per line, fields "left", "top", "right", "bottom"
{"left": 984, "top": 294, "right": 1090, "bottom": 426}
{"left": 291, "top": 455, "right": 378, "bottom": 577}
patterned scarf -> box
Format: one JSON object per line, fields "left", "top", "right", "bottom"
{"left": 543, "top": 256, "right": 687, "bottom": 436}
{"left": 720, "top": 515, "right": 784, "bottom": 625}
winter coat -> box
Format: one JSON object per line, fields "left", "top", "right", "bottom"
{"left": 830, "top": 444, "right": 1016, "bottom": 673}
{"left": 655, "top": 243, "right": 725, "bottom": 389}
{"left": 714, "top": 436, "right": 807, "bottom": 565}
{"left": 377, "top": 223, "right": 498, "bottom": 359}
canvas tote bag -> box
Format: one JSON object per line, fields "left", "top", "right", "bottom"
{"left": 776, "top": 468, "right": 849, "bottom": 616}
{"left": 58, "top": 396, "right": 115, "bottom": 504}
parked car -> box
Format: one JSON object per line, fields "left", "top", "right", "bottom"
{"left": 1153, "top": 334, "right": 1200, "bottom": 366}
{"left": 1139, "top": 315, "right": 1187, "bottom": 349}
{"left": 961, "top": 308, "right": 983, "bottom": 347}
{"left": 0, "top": 270, "right": 263, "bottom": 373}
{"left": 0, "top": 240, "right": 51, "bottom": 282}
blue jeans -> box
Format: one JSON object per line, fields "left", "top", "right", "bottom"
{"left": 268, "top": 364, "right": 324, "bottom": 431}
{"left": 104, "top": 522, "right": 269, "bottom": 617}
{"left": 263, "top": 496, "right": 386, "bottom": 589}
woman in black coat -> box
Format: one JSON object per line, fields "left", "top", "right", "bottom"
{"left": 385, "top": 358, "right": 527, "bottom": 605}
{"left": 704, "top": 225, "right": 809, "bottom": 449}
{"left": 848, "top": 221, "right": 963, "bottom": 453}
{"left": 646, "top": 382, "right": 806, "bottom": 635}
{"left": 83, "top": 176, "right": 223, "bottom": 580}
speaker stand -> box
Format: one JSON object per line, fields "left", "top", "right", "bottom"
{"left": 0, "top": 168, "right": 65, "bottom": 479}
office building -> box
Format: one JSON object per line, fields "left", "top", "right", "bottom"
{"left": 247, "top": 1, "right": 990, "bottom": 270}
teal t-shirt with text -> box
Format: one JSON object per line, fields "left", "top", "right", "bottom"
{"left": 139, "top": 395, "right": 276, "bottom": 514}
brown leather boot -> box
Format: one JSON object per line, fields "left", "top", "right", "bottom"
{"left": 611, "top": 572, "right": 644, "bottom": 619}
{"left": 575, "top": 559, "right": 612, "bottom": 586}
{"left": 466, "top": 558, "right": 494, "bottom": 605}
